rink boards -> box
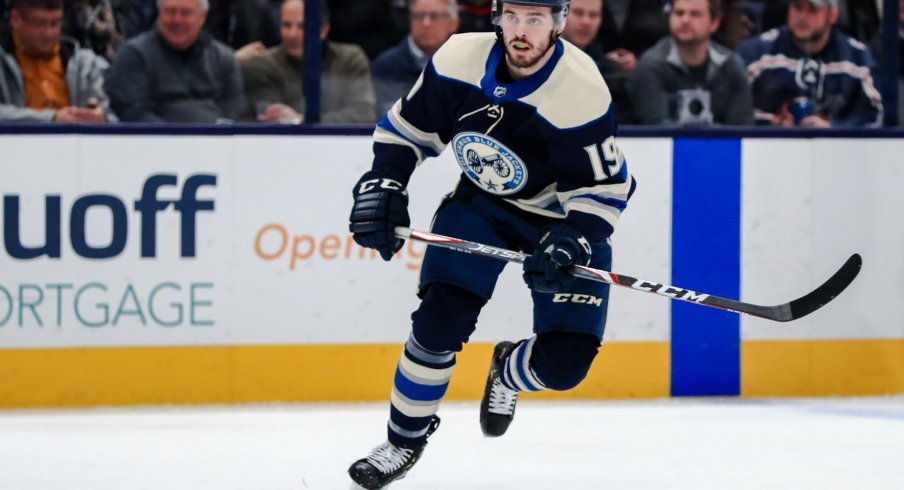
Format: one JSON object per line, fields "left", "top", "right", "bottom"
{"left": 0, "top": 133, "right": 901, "bottom": 407}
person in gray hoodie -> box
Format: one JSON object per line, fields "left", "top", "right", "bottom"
{"left": 0, "top": 0, "right": 115, "bottom": 122}
{"left": 628, "top": 0, "right": 753, "bottom": 125}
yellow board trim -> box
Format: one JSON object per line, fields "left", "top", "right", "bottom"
{"left": 4, "top": 339, "right": 902, "bottom": 408}
{"left": 742, "top": 339, "right": 904, "bottom": 397}
{"left": 0, "top": 342, "right": 669, "bottom": 409}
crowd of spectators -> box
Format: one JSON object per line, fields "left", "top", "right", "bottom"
{"left": 0, "top": 0, "right": 900, "bottom": 126}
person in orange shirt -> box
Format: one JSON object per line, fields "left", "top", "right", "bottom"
{"left": 0, "top": 0, "right": 115, "bottom": 122}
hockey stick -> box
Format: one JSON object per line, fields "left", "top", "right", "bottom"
{"left": 395, "top": 227, "right": 862, "bottom": 322}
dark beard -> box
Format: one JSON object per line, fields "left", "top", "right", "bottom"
{"left": 791, "top": 26, "right": 831, "bottom": 53}
{"left": 505, "top": 37, "right": 554, "bottom": 69}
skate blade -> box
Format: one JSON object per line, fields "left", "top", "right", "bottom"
{"left": 349, "top": 483, "right": 390, "bottom": 489}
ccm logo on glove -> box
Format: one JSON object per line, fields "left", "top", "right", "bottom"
{"left": 357, "top": 178, "right": 405, "bottom": 194}
{"left": 349, "top": 171, "right": 411, "bottom": 261}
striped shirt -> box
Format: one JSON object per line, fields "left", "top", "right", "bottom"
{"left": 736, "top": 26, "right": 882, "bottom": 127}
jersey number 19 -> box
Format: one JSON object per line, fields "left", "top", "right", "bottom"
{"left": 583, "top": 136, "right": 624, "bottom": 181}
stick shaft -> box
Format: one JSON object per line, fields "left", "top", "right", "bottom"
{"left": 396, "top": 227, "right": 861, "bottom": 322}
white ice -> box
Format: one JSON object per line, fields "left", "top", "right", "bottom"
{"left": 1, "top": 397, "right": 902, "bottom": 490}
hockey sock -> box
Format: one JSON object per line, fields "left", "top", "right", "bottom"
{"left": 499, "top": 336, "right": 548, "bottom": 393}
{"left": 387, "top": 333, "right": 455, "bottom": 448}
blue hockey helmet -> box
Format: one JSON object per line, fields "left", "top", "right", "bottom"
{"left": 491, "top": 0, "right": 570, "bottom": 29}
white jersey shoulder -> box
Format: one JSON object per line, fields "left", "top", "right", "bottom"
{"left": 520, "top": 40, "right": 613, "bottom": 129}
{"left": 431, "top": 32, "right": 497, "bottom": 88}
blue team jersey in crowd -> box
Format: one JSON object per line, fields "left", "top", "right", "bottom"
{"left": 371, "top": 32, "right": 635, "bottom": 242}
{"left": 736, "top": 26, "right": 882, "bottom": 127}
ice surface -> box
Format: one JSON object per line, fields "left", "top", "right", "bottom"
{"left": 1, "top": 397, "right": 902, "bottom": 489}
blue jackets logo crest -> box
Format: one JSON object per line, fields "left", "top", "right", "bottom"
{"left": 452, "top": 132, "right": 527, "bottom": 196}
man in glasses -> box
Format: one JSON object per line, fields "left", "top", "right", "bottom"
{"left": 348, "top": 1, "right": 635, "bottom": 488}
{"left": 1, "top": 0, "right": 114, "bottom": 122}
{"left": 371, "top": 0, "right": 460, "bottom": 117}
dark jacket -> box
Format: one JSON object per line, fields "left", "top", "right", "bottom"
{"left": 371, "top": 36, "right": 424, "bottom": 119}
{"left": 241, "top": 42, "right": 375, "bottom": 123}
{"left": 105, "top": 29, "right": 245, "bottom": 122}
{"left": 737, "top": 26, "right": 882, "bottom": 127}
{"left": 629, "top": 36, "right": 754, "bottom": 125}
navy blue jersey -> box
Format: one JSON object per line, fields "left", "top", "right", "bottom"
{"left": 736, "top": 27, "right": 882, "bottom": 127}
{"left": 371, "top": 32, "right": 635, "bottom": 243}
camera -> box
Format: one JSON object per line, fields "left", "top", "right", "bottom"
{"left": 675, "top": 89, "right": 713, "bottom": 125}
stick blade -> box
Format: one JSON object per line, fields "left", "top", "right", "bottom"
{"left": 784, "top": 253, "right": 862, "bottom": 322}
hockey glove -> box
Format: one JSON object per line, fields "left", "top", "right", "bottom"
{"left": 349, "top": 170, "right": 410, "bottom": 261}
{"left": 523, "top": 224, "right": 592, "bottom": 293}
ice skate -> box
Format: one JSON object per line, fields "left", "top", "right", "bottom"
{"left": 348, "top": 416, "right": 440, "bottom": 489}
{"left": 480, "top": 341, "right": 519, "bottom": 437}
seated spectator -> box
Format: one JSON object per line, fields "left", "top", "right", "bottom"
{"left": 561, "top": 0, "right": 635, "bottom": 122}
{"left": 1, "top": 0, "right": 114, "bottom": 122}
{"left": 104, "top": 0, "right": 245, "bottom": 122}
{"left": 737, "top": 0, "right": 881, "bottom": 127}
{"left": 240, "top": 0, "right": 375, "bottom": 123}
{"left": 371, "top": 0, "right": 458, "bottom": 118}
{"left": 628, "top": 0, "right": 753, "bottom": 125}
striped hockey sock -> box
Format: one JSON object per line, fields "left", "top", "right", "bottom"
{"left": 500, "top": 336, "right": 548, "bottom": 393}
{"left": 387, "top": 333, "right": 455, "bottom": 448}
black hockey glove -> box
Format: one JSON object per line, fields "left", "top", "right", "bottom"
{"left": 349, "top": 170, "right": 410, "bottom": 261}
{"left": 523, "top": 224, "right": 592, "bottom": 293}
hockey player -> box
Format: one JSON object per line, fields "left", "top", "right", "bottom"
{"left": 347, "top": 1, "right": 635, "bottom": 488}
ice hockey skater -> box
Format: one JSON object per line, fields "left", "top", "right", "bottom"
{"left": 347, "top": 0, "right": 636, "bottom": 487}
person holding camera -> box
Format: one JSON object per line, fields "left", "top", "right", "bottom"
{"left": 627, "top": 0, "right": 753, "bottom": 125}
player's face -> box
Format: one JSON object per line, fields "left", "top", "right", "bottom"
{"left": 499, "top": 4, "right": 561, "bottom": 70}
{"left": 669, "top": 0, "right": 719, "bottom": 47}
{"left": 562, "top": 0, "right": 602, "bottom": 50}
{"left": 157, "top": 0, "right": 207, "bottom": 50}
{"left": 787, "top": 0, "right": 837, "bottom": 43}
